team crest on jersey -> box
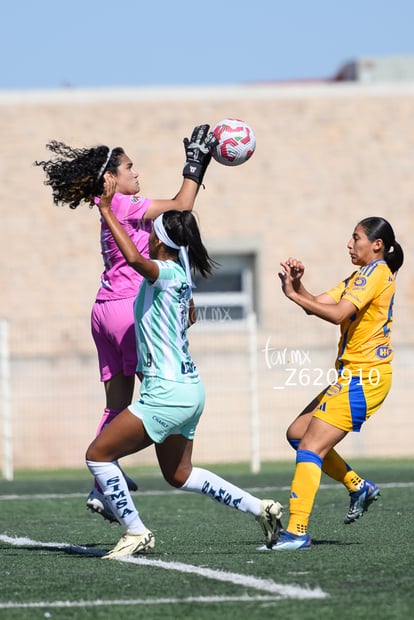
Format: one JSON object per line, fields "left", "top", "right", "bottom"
{"left": 376, "top": 346, "right": 392, "bottom": 359}
{"left": 354, "top": 276, "right": 367, "bottom": 287}
{"left": 325, "top": 382, "right": 343, "bottom": 396}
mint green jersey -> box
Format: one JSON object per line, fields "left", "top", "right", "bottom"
{"left": 134, "top": 259, "right": 199, "bottom": 382}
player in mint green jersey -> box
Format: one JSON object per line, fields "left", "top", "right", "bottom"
{"left": 86, "top": 174, "right": 283, "bottom": 559}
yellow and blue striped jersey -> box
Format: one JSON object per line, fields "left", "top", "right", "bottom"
{"left": 326, "top": 260, "right": 395, "bottom": 374}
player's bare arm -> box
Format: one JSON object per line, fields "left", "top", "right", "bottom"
{"left": 279, "top": 260, "right": 356, "bottom": 324}
{"left": 144, "top": 178, "right": 200, "bottom": 220}
{"left": 99, "top": 174, "right": 159, "bottom": 282}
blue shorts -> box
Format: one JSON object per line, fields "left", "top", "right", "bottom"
{"left": 128, "top": 376, "right": 205, "bottom": 443}
{"left": 312, "top": 368, "right": 392, "bottom": 432}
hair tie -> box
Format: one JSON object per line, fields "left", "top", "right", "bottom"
{"left": 388, "top": 245, "right": 394, "bottom": 253}
{"left": 96, "top": 148, "right": 113, "bottom": 181}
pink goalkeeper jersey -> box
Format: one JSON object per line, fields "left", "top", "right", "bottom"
{"left": 94, "top": 193, "right": 153, "bottom": 300}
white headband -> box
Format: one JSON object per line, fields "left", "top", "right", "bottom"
{"left": 153, "top": 214, "right": 195, "bottom": 288}
{"left": 96, "top": 148, "right": 113, "bottom": 181}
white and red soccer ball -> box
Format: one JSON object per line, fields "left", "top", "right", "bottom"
{"left": 210, "top": 118, "right": 256, "bottom": 166}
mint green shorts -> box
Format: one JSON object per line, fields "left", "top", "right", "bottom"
{"left": 128, "top": 375, "right": 205, "bottom": 443}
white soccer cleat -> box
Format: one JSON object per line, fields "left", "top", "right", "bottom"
{"left": 86, "top": 488, "right": 118, "bottom": 523}
{"left": 258, "top": 530, "right": 311, "bottom": 551}
{"left": 102, "top": 529, "right": 155, "bottom": 559}
{"left": 256, "top": 499, "right": 284, "bottom": 548}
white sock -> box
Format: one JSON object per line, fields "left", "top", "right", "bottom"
{"left": 180, "top": 467, "right": 261, "bottom": 516}
{"left": 86, "top": 460, "right": 146, "bottom": 534}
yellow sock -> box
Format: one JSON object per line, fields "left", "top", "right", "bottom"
{"left": 343, "top": 470, "right": 364, "bottom": 493}
{"left": 288, "top": 442, "right": 364, "bottom": 497}
{"left": 322, "top": 449, "right": 350, "bottom": 482}
{"left": 322, "top": 449, "right": 364, "bottom": 492}
{"left": 287, "top": 450, "right": 322, "bottom": 536}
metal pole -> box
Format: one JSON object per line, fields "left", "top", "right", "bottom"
{"left": 1, "top": 319, "right": 13, "bottom": 480}
{"left": 248, "top": 313, "right": 260, "bottom": 473}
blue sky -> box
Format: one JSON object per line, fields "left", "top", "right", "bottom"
{"left": 3, "top": 0, "right": 414, "bottom": 90}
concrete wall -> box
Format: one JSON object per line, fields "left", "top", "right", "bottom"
{"left": 1, "top": 82, "right": 414, "bottom": 470}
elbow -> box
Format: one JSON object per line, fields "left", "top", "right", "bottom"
{"left": 125, "top": 252, "right": 141, "bottom": 268}
{"left": 331, "top": 313, "right": 347, "bottom": 325}
{"left": 173, "top": 195, "right": 194, "bottom": 212}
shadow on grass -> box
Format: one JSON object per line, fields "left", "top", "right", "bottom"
{"left": 311, "top": 538, "right": 361, "bottom": 547}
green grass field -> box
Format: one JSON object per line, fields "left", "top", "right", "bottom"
{"left": 1, "top": 459, "right": 413, "bottom": 619}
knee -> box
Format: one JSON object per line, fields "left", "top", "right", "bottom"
{"left": 85, "top": 439, "right": 100, "bottom": 462}
{"left": 163, "top": 472, "right": 185, "bottom": 488}
{"left": 286, "top": 420, "right": 298, "bottom": 439}
{"left": 162, "top": 466, "right": 191, "bottom": 489}
{"left": 164, "top": 475, "right": 181, "bottom": 488}
{"left": 286, "top": 429, "right": 301, "bottom": 450}
{"left": 85, "top": 447, "right": 94, "bottom": 462}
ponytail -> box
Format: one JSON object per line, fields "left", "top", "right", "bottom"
{"left": 359, "top": 216, "right": 404, "bottom": 274}
{"left": 162, "top": 210, "right": 218, "bottom": 278}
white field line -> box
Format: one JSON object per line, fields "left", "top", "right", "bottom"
{"left": 0, "top": 595, "right": 311, "bottom": 610}
{"left": 0, "top": 481, "right": 412, "bottom": 502}
{"left": 0, "top": 534, "right": 328, "bottom": 603}
{"left": 0, "top": 481, "right": 410, "bottom": 608}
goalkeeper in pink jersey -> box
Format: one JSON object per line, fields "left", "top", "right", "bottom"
{"left": 35, "top": 125, "right": 217, "bottom": 519}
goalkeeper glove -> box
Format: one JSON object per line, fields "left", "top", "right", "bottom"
{"left": 182, "top": 124, "right": 218, "bottom": 186}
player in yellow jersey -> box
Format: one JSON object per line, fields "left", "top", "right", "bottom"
{"left": 266, "top": 217, "right": 404, "bottom": 551}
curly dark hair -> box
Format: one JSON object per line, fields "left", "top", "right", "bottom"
{"left": 34, "top": 141, "right": 125, "bottom": 208}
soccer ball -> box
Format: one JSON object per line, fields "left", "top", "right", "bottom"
{"left": 210, "top": 118, "right": 256, "bottom": 166}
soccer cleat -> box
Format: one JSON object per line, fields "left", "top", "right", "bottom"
{"left": 256, "top": 499, "right": 284, "bottom": 549}
{"left": 344, "top": 479, "right": 380, "bottom": 524}
{"left": 258, "top": 530, "right": 311, "bottom": 551}
{"left": 102, "top": 529, "right": 155, "bottom": 559}
{"left": 86, "top": 488, "right": 118, "bottom": 523}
